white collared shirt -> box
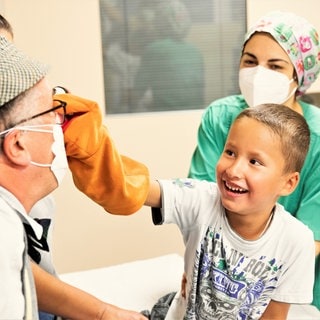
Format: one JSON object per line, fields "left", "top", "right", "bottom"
{"left": 0, "top": 187, "right": 40, "bottom": 319}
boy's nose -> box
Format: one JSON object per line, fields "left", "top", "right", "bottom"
{"left": 225, "top": 159, "right": 244, "bottom": 179}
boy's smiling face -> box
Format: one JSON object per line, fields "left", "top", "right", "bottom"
{"left": 216, "top": 116, "right": 297, "bottom": 219}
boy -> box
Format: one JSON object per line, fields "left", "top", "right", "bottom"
{"left": 145, "top": 104, "right": 315, "bottom": 319}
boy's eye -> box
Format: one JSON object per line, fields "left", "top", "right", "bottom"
{"left": 250, "top": 159, "right": 262, "bottom": 166}
{"left": 225, "top": 149, "right": 235, "bottom": 157}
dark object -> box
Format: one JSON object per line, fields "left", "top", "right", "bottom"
{"left": 300, "top": 92, "right": 320, "bottom": 107}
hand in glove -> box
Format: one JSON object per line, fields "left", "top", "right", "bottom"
{"left": 55, "top": 93, "right": 149, "bottom": 214}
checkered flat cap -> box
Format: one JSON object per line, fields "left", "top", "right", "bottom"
{"left": 0, "top": 36, "right": 48, "bottom": 107}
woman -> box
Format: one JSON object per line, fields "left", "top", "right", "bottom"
{"left": 188, "top": 11, "right": 320, "bottom": 309}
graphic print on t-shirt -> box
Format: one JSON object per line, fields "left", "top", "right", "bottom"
{"left": 185, "top": 226, "right": 284, "bottom": 320}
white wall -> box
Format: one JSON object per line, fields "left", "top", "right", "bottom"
{"left": 2, "top": 0, "right": 105, "bottom": 105}
{"left": 3, "top": 0, "right": 192, "bottom": 273}
{"left": 2, "top": 0, "right": 320, "bottom": 273}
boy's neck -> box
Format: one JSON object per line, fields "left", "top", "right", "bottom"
{"left": 225, "top": 207, "right": 275, "bottom": 241}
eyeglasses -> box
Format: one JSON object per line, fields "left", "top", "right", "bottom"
{"left": 11, "top": 99, "right": 67, "bottom": 127}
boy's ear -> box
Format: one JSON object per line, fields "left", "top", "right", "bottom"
{"left": 2, "top": 130, "right": 30, "bottom": 166}
{"left": 280, "top": 172, "right": 299, "bottom": 196}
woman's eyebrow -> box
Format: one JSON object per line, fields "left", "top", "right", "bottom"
{"left": 241, "top": 52, "right": 256, "bottom": 59}
{"left": 241, "top": 51, "right": 257, "bottom": 59}
{"left": 241, "top": 52, "right": 290, "bottom": 64}
{"left": 268, "top": 58, "right": 290, "bottom": 65}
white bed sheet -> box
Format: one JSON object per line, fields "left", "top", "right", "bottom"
{"left": 60, "top": 254, "right": 320, "bottom": 319}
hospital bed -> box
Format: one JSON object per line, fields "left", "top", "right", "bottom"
{"left": 60, "top": 254, "right": 320, "bottom": 319}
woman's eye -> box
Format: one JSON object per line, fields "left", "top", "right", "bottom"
{"left": 269, "top": 64, "right": 283, "bottom": 70}
{"left": 242, "top": 59, "right": 256, "bottom": 66}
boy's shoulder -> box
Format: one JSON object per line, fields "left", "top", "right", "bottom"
{"left": 274, "top": 203, "right": 314, "bottom": 240}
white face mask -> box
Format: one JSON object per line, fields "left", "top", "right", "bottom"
{"left": 239, "top": 66, "right": 297, "bottom": 108}
{"left": 17, "top": 124, "right": 68, "bottom": 186}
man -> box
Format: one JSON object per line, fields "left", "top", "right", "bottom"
{"left": 0, "top": 36, "right": 147, "bottom": 319}
{"left": 0, "top": 34, "right": 64, "bottom": 318}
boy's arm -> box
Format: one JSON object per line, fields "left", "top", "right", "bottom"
{"left": 260, "top": 300, "right": 290, "bottom": 320}
{"left": 145, "top": 180, "right": 161, "bottom": 208}
{"left": 56, "top": 93, "right": 149, "bottom": 215}
{"left": 32, "top": 262, "right": 147, "bottom": 320}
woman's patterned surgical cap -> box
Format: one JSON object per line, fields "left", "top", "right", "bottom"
{"left": 244, "top": 11, "right": 320, "bottom": 95}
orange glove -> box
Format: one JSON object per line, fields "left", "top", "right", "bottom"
{"left": 55, "top": 93, "right": 149, "bottom": 215}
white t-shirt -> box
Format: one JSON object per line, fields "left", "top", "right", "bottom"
{"left": 155, "top": 179, "right": 315, "bottom": 320}
{"left": 0, "top": 187, "right": 41, "bottom": 319}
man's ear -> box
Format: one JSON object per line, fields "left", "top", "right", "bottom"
{"left": 2, "top": 130, "right": 31, "bottom": 166}
{"left": 280, "top": 172, "right": 299, "bottom": 196}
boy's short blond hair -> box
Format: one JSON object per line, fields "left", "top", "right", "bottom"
{"left": 235, "top": 104, "right": 310, "bottom": 173}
